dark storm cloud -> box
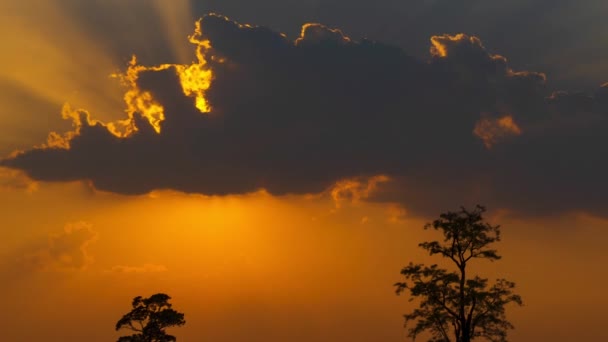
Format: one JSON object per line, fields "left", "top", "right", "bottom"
{"left": 197, "top": 0, "right": 608, "bottom": 90}
{"left": 2, "top": 14, "right": 607, "bottom": 217}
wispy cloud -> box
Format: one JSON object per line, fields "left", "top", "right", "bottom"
{"left": 108, "top": 263, "right": 169, "bottom": 274}
{"left": 20, "top": 222, "right": 98, "bottom": 272}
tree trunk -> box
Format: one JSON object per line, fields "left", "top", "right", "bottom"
{"left": 462, "top": 329, "right": 471, "bottom": 342}
{"left": 459, "top": 264, "right": 466, "bottom": 342}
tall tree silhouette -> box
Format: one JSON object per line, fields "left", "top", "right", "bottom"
{"left": 115, "top": 293, "right": 185, "bottom": 342}
{"left": 395, "top": 206, "right": 522, "bottom": 342}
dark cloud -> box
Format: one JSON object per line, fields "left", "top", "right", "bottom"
{"left": 2, "top": 14, "right": 607, "bottom": 217}
{"left": 49, "top": 1, "right": 608, "bottom": 90}
{"left": 195, "top": 0, "right": 608, "bottom": 90}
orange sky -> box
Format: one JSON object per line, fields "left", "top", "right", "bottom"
{"left": 2, "top": 180, "right": 608, "bottom": 341}
{"left": 1, "top": 1, "right": 608, "bottom": 341}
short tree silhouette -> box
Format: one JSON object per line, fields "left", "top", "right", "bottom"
{"left": 395, "top": 206, "right": 522, "bottom": 342}
{"left": 115, "top": 293, "right": 185, "bottom": 342}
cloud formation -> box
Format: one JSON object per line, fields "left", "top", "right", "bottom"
{"left": 0, "top": 167, "right": 38, "bottom": 193}
{"left": 473, "top": 115, "right": 522, "bottom": 149}
{"left": 2, "top": 14, "right": 607, "bottom": 217}
{"left": 21, "top": 222, "right": 98, "bottom": 272}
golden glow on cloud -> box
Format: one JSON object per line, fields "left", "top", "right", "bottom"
{"left": 509, "top": 70, "right": 548, "bottom": 83}
{"left": 69, "top": 105, "right": 106, "bottom": 141}
{"left": 498, "top": 115, "right": 522, "bottom": 133}
{"left": 42, "top": 104, "right": 125, "bottom": 149}
{"left": 330, "top": 175, "right": 390, "bottom": 208}
{"left": 0, "top": 0, "right": 213, "bottom": 140}
{"left": 430, "top": 33, "right": 507, "bottom": 64}
{"left": 111, "top": 56, "right": 171, "bottom": 135}
{"left": 41, "top": 20, "right": 216, "bottom": 138}
{"left": 430, "top": 33, "right": 480, "bottom": 58}
{"left": 295, "top": 23, "right": 352, "bottom": 46}
{"left": 107, "top": 19, "right": 214, "bottom": 134}
{"left": 429, "top": 33, "right": 547, "bottom": 85}
{"left": 474, "top": 114, "right": 522, "bottom": 148}
{"left": 176, "top": 20, "right": 213, "bottom": 113}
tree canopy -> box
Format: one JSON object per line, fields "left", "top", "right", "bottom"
{"left": 395, "top": 206, "right": 522, "bottom": 342}
{"left": 115, "top": 293, "right": 186, "bottom": 342}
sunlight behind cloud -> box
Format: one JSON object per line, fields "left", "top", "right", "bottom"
{"left": 0, "top": 1, "right": 124, "bottom": 123}
{"left": 1, "top": 2, "right": 608, "bottom": 342}
{"left": 0, "top": 0, "right": 209, "bottom": 146}
{"left": 177, "top": 20, "right": 214, "bottom": 113}
{"left": 152, "top": 0, "right": 196, "bottom": 64}
{"left": 101, "top": 19, "right": 213, "bottom": 134}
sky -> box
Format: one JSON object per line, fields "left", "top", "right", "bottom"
{"left": 0, "top": 0, "right": 607, "bottom": 341}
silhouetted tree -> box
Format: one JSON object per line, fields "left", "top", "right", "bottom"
{"left": 395, "top": 206, "right": 522, "bottom": 342}
{"left": 115, "top": 293, "right": 185, "bottom": 342}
